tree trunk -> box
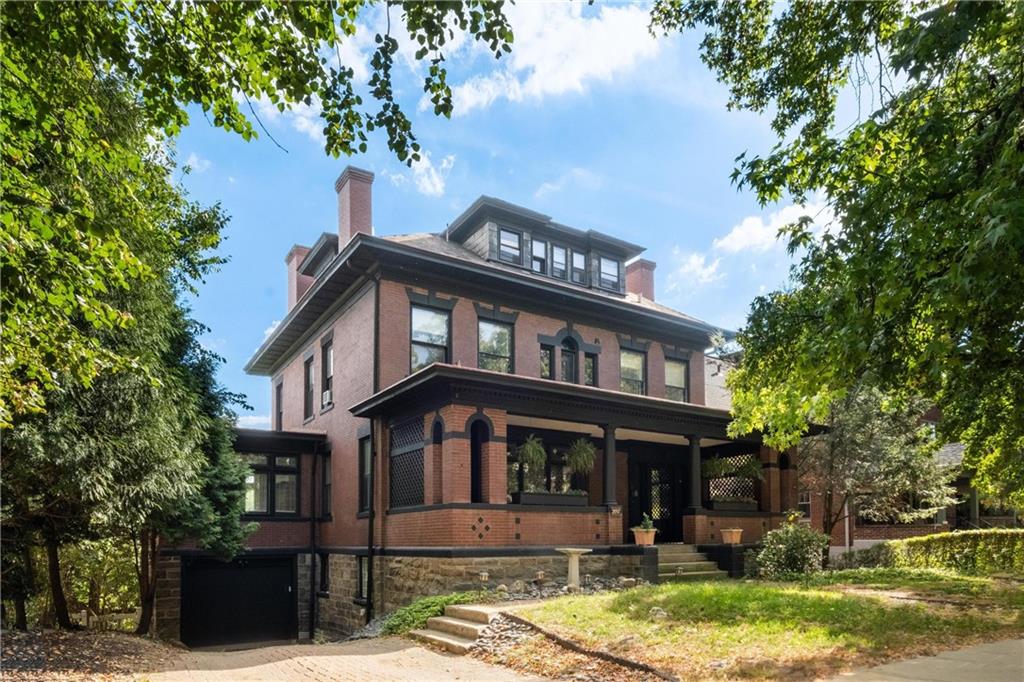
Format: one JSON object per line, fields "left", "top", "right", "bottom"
{"left": 14, "top": 596, "right": 28, "bottom": 630}
{"left": 45, "top": 537, "right": 74, "bottom": 629}
{"left": 134, "top": 529, "right": 158, "bottom": 636}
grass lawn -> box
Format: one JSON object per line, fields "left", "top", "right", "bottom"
{"left": 511, "top": 569, "right": 1024, "bottom": 680}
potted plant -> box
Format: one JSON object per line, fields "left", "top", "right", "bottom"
{"left": 631, "top": 513, "right": 658, "bottom": 546}
{"left": 565, "top": 437, "right": 596, "bottom": 475}
{"left": 720, "top": 528, "right": 744, "bottom": 544}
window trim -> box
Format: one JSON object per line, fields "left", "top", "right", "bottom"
{"left": 570, "top": 250, "right": 588, "bottom": 285}
{"left": 497, "top": 227, "right": 523, "bottom": 265}
{"left": 797, "top": 490, "right": 812, "bottom": 518}
{"left": 531, "top": 238, "right": 548, "bottom": 274}
{"left": 619, "top": 348, "right": 647, "bottom": 395}
{"left": 664, "top": 358, "right": 689, "bottom": 402}
{"left": 551, "top": 245, "right": 568, "bottom": 280}
{"left": 477, "top": 318, "right": 515, "bottom": 374}
{"left": 303, "top": 356, "right": 315, "bottom": 421}
{"left": 598, "top": 255, "right": 621, "bottom": 291}
{"left": 242, "top": 454, "right": 300, "bottom": 517}
{"left": 409, "top": 304, "right": 451, "bottom": 374}
{"left": 357, "top": 436, "right": 372, "bottom": 514}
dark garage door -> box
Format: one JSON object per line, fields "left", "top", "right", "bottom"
{"left": 181, "top": 555, "right": 296, "bottom": 647}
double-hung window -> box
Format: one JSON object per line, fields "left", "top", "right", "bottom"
{"left": 357, "top": 437, "right": 372, "bottom": 513}
{"left": 571, "top": 252, "right": 587, "bottom": 284}
{"left": 410, "top": 306, "right": 449, "bottom": 372}
{"left": 665, "top": 359, "right": 689, "bottom": 402}
{"left": 478, "top": 320, "right": 513, "bottom": 373}
{"left": 551, "top": 246, "right": 568, "bottom": 279}
{"left": 531, "top": 239, "right": 548, "bottom": 273}
{"left": 584, "top": 353, "right": 597, "bottom": 387}
{"left": 599, "top": 256, "right": 620, "bottom": 290}
{"left": 540, "top": 344, "right": 554, "bottom": 379}
{"left": 619, "top": 349, "right": 646, "bottom": 395}
{"left": 303, "top": 357, "right": 315, "bottom": 421}
{"left": 243, "top": 454, "right": 298, "bottom": 515}
{"left": 321, "top": 341, "right": 333, "bottom": 408}
{"left": 498, "top": 228, "right": 522, "bottom": 264}
{"left": 560, "top": 338, "right": 578, "bottom": 384}
{"left": 798, "top": 491, "right": 812, "bottom": 518}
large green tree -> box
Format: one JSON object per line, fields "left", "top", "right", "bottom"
{"left": 652, "top": 1, "right": 1024, "bottom": 503}
{"left": 1, "top": 1, "right": 513, "bottom": 427}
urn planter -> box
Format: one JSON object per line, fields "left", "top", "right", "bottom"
{"left": 720, "top": 528, "right": 744, "bottom": 545}
{"left": 631, "top": 528, "right": 657, "bottom": 546}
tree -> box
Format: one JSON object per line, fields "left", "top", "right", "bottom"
{"left": 798, "top": 388, "right": 956, "bottom": 546}
{"left": 1, "top": 1, "right": 513, "bottom": 427}
{"left": 651, "top": 2, "right": 1024, "bottom": 503}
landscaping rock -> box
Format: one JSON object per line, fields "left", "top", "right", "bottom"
{"left": 648, "top": 607, "right": 668, "bottom": 621}
{"left": 607, "top": 634, "right": 641, "bottom": 653}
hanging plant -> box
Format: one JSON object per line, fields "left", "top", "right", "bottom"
{"left": 516, "top": 434, "right": 547, "bottom": 475}
{"left": 566, "top": 437, "right": 597, "bottom": 475}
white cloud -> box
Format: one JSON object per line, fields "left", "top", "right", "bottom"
{"left": 263, "top": 320, "right": 281, "bottom": 340}
{"left": 185, "top": 152, "right": 212, "bottom": 173}
{"left": 535, "top": 168, "right": 605, "bottom": 199}
{"left": 236, "top": 414, "right": 271, "bottom": 429}
{"left": 666, "top": 249, "right": 724, "bottom": 295}
{"left": 412, "top": 153, "right": 455, "bottom": 197}
{"left": 247, "top": 94, "right": 325, "bottom": 144}
{"left": 446, "top": 3, "right": 661, "bottom": 115}
{"left": 713, "top": 201, "right": 834, "bottom": 254}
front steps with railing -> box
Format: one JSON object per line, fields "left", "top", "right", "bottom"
{"left": 656, "top": 543, "right": 728, "bottom": 582}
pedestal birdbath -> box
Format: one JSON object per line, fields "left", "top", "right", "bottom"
{"left": 555, "top": 547, "right": 593, "bottom": 590}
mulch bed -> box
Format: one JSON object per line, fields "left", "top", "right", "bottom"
{"left": 1, "top": 629, "right": 179, "bottom": 681}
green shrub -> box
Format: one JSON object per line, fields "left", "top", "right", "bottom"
{"left": 380, "top": 591, "right": 488, "bottom": 635}
{"left": 878, "top": 529, "right": 1024, "bottom": 576}
{"left": 752, "top": 522, "right": 830, "bottom": 578}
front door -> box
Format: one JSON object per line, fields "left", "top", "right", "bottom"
{"left": 629, "top": 461, "right": 682, "bottom": 542}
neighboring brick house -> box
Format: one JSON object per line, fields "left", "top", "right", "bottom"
{"left": 154, "top": 166, "right": 798, "bottom": 646}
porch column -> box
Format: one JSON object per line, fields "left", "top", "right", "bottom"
{"left": 687, "top": 434, "right": 702, "bottom": 510}
{"left": 969, "top": 486, "right": 980, "bottom": 527}
{"left": 603, "top": 425, "right": 617, "bottom": 507}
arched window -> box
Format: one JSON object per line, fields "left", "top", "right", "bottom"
{"left": 470, "top": 420, "right": 489, "bottom": 503}
{"left": 560, "top": 338, "right": 578, "bottom": 384}
{"left": 432, "top": 420, "right": 443, "bottom": 445}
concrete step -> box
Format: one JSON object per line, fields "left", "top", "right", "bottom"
{"left": 657, "top": 552, "right": 705, "bottom": 563}
{"left": 444, "top": 604, "right": 498, "bottom": 624}
{"left": 659, "top": 570, "right": 728, "bottom": 582}
{"left": 658, "top": 560, "right": 719, "bottom": 573}
{"left": 657, "top": 544, "right": 697, "bottom": 552}
{"left": 426, "top": 615, "right": 489, "bottom": 640}
{"left": 409, "top": 628, "right": 477, "bottom": 655}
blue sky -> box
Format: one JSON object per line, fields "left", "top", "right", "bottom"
{"left": 174, "top": 3, "right": 829, "bottom": 428}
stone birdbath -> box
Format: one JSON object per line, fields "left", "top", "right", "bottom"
{"left": 555, "top": 547, "right": 593, "bottom": 590}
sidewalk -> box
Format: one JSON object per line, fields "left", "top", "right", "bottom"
{"left": 832, "top": 639, "right": 1023, "bottom": 681}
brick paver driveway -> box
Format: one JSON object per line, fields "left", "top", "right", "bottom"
{"left": 145, "top": 637, "right": 540, "bottom": 681}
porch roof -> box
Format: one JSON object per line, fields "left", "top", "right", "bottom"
{"left": 233, "top": 427, "right": 329, "bottom": 455}
{"left": 349, "top": 364, "right": 760, "bottom": 443}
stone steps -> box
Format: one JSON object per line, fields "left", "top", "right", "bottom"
{"left": 659, "top": 560, "right": 719, "bottom": 573}
{"left": 409, "top": 603, "right": 498, "bottom": 655}
{"left": 426, "top": 615, "right": 489, "bottom": 640}
{"left": 656, "top": 544, "right": 729, "bottom": 582}
{"left": 658, "top": 570, "right": 729, "bottom": 582}
{"left": 409, "top": 628, "right": 478, "bottom": 655}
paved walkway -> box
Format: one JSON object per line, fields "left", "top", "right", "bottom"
{"left": 832, "top": 639, "right": 1023, "bottom": 681}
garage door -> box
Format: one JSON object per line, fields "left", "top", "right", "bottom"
{"left": 180, "top": 555, "right": 296, "bottom": 647}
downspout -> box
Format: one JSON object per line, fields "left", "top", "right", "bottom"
{"left": 365, "top": 418, "right": 376, "bottom": 624}
{"left": 309, "top": 441, "right": 319, "bottom": 640}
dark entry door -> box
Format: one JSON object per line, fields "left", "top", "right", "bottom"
{"left": 181, "top": 556, "right": 296, "bottom": 647}
{"left": 629, "top": 462, "right": 682, "bottom": 542}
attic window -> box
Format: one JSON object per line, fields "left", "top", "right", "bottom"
{"left": 499, "top": 228, "right": 522, "bottom": 264}
{"left": 599, "top": 257, "right": 620, "bottom": 290}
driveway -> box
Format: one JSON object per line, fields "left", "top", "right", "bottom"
{"left": 146, "top": 637, "right": 541, "bottom": 681}
{"left": 832, "top": 639, "right": 1024, "bottom": 682}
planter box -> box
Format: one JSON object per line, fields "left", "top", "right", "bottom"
{"left": 511, "top": 491, "right": 589, "bottom": 507}
{"left": 710, "top": 500, "right": 758, "bottom": 512}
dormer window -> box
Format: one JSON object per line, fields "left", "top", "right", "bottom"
{"left": 551, "top": 245, "right": 567, "bottom": 279}
{"left": 571, "top": 251, "right": 587, "bottom": 284}
{"left": 599, "top": 256, "right": 620, "bottom": 290}
{"left": 499, "top": 228, "right": 522, "bottom": 264}
{"left": 531, "top": 239, "right": 548, "bottom": 273}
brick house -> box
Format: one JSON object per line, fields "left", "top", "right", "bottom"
{"left": 154, "top": 166, "right": 798, "bottom": 647}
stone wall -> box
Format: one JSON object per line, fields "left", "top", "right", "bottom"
{"left": 153, "top": 554, "right": 181, "bottom": 641}
{"left": 297, "top": 553, "right": 312, "bottom": 639}
{"left": 317, "top": 554, "right": 369, "bottom": 638}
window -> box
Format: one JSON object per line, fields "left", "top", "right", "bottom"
{"left": 243, "top": 454, "right": 299, "bottom": 515}
{"left": 358, "top": 437, "right": 371, "bottom": 513}
{"left": 571, "top": 251, "right": 587, "bottom": 284}
{"left": 321, "top": 341, "right": 333, "bottom": 408}
{"left": 274, "top": 382, "right": 283, "bottom": 431}
{"left": 531, "top": 239, "right": 547, "bottom": 273}
{"left": 506, "top": 436, "right": 590, "bottom": 498}
{"left": 498, "top": 228, "right": 522, "bottom": 264}
{"left": 599, "top": 256, "right": 620, "bottom": 290}
{"left": 303, "top": 357, "right": 314, "bottom": 421}
{"left": 620, "top": 349, "right": 646, "bottom": 395}
{"left": 321, "top": 455, "right": 332, "bottom": 517}
{"left": 470, "top": 420, "right": 488, "bottom": 503}
{"left": 318, "top": 553, "right": 330, "bottom": 593}
{"left": 584, "top": 353, "right": 597, "bottom": 387}
{"left": 552, "top": 246, "right": 568, "bottom": 279}
{"left": 560, "top": 338, "right": 578, "bottom": 384}
{"left": 478, "top": 320, "right": 513, "bottom": 373}
{"left": 356, "top": 556, "right": 369, "bottom": 599}
{"left": 665, "top": 359, "right": 689, "bottom": 402}
{"left": 410, "top": 305, "right": 449, "bottom": 372}
{"left": 798, "top": 490, "right": 812, "bottom": 518}
{"left": 540, "top": 344, "right": 554, "bottom": 379}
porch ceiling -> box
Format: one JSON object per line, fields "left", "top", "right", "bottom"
{"left": 506, "top": 415, "right": 732, "bottom": 447}
{"left": 349, "top": 364, "right": 761, "bottom": 443}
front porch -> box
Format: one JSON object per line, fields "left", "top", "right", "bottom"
{"left": 351, "top": 364, "right": 795, "bottom": 548}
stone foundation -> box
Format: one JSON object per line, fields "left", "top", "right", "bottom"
{"left": 154, "top": 555, "right": 181, "bottom": 641}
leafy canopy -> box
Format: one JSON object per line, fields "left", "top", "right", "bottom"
{"left": 652, "top": 2, "right": 1024, "bottom": 503}
{"left": 0, "top": 1, "right": 512, "bottom": 426}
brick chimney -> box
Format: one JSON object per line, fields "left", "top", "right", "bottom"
{"left": 286, "top": 244, "right": 313, "bottom": 310}
{"left": 335, "top": 166, "right": 374, "bottom": 247}
{"left": 626, "top": 258, "right": 657, "bottom": 301}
